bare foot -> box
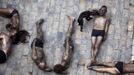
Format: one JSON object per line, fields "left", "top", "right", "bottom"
{"left": 87, "top": 63, "right": 91, "bottom": 69}
{"left": 88, "top": 66, "right": 97, "bottom": 71}
{"left": 87, "top": 60, "right": 97, "bottom": 69}
{"left": 87, "top": 66, "right": 93, "bottom": 70}
{"left": 36, "top": 18, "right": 44, "bottom": 25}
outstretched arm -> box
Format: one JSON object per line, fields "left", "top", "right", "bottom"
{"left": 53, "top": 16, "right": 75, "bottom": 74}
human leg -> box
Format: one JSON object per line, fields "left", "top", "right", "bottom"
{"left": 89, "top": 67, "right": 119, "bottom": 74}
{"left": 92, "top": 36, "right": 103, "bottom": 63}
{"left": 36, "top": 19, "right": 44, "bottom": 40}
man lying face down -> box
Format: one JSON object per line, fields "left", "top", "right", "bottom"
{"left": 77, "top": 9, "right": 99, "bottom": 32}
{"left": 88, "top": 61, "right": 134, "bottom": 75}
{"left": 0, "top": 27, "right": 29, "bottom": 64}
{"left": 0, "top": 8, "right": 20, "bottom": 33}
{"left": 31, "top": 19, "right": 52, "bottom": 72}
{"left": 53, "top": 15, "right": 75, "bottom": 74}
{"left": 0, "top": 8, "right": 29, "bottom": 64}
{"left": 0, "top": 8, "right": 30, "bottom": 44}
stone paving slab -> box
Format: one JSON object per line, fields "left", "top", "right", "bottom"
{"left": 0, "top": 0, "right": 134, "bottom": 75}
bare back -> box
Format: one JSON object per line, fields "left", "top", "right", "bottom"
{"left": 31, "top": 39, "right": 44, "bottom": 64}
{"left": 124, "top": 63, "right": 134, "bottom": 73}
{"left": 0, "top": 32, "right": 11, "bottom": 54}
{"left": 94, "top": 16, "right": 107, "bottom": 30}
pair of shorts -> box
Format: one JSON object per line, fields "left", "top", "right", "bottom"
{"left": 0, "top": 50, "right": 7, "bottom": 63}
{"left": 91, "top": 29, "right": 105, "bottom": 38}
{"left": 115, "top": 61, "right": 123, "bottom": 74}
{"left": 31, "top": 38, "right": 43, "bottom": 48}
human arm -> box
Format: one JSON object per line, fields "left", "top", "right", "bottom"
{"left": 103, "top": 17, "right": 110, "bottom": 41}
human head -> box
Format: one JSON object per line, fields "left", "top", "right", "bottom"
{"left": 99, "top": 5, "right": 107, "bottom": 16}
{"left": 11, "top": 30, "right": 30, "bottom": 44}
{"left": 53, "top": 64, "right": 67, "bottom": 74}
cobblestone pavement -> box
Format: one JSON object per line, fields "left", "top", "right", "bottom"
{"left": 0, "top": 0, "right": 134, "bottom": 75}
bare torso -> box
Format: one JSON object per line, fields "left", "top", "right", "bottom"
{"left": 62, "top": 37, "right": 73, "bottom": 66}
{"left": 94, "top": 16, "right": 107, "bottom": 30}
{"left": 0, "top": 8, "right": 20, "bottom": 32}
{"left": 34, "top": 47, "right": 44, "bottom": 64}
{"left": 124, "top": 63, "right": 134, "bottom": 73}
{"left": 0, "top": 32, "right": 11, "bottom": 55}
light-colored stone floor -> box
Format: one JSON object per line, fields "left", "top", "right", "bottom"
{"left": 0, "top": 0, "right": 134, "bottom": 75}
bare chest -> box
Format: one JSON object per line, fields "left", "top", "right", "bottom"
{"left": 94, "top": 17, "right": 106, "bottom": 26}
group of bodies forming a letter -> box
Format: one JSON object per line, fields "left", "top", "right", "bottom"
{"left": 0, "top": 5, "right": 134, "bottom": 75}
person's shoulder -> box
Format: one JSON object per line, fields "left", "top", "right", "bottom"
{"left": 103, "top": 16, "right": 109, "bottom": 21}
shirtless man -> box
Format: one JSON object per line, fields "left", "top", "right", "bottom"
{"left": 53, "top": 15, "right": 75, "bottom": 74}
{"left": 0, "top": 8, "right": 29, "bottom": 63}
{"left": 89, "top": 61, "right": 134, "bottom": 74}
{"left": 0, "top": 29, "right": 29, "bottom": 63}
{"left": 88, "top": 5, "right": 110, "bottom": 66}
{"left": 31, "top": 19, "right": 52, "bottom": 72}
{"left": 0, "top": 8, "right": 20, "bottom": 33}
{"left": 0, "top": 8, "right": 29, "bottom": 44}
{"left": 0, "top": 32, "right": 11, "bottom": 63}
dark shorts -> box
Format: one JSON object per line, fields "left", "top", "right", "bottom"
{"left": 31, "top": 38, "right": 43, "bottom": 48}
{"left": 0, "top": 50, "right": 7, "bottom": 63}
{"left": 91, "top": 29, "right": 105, "bottom": 37}
{"left": 6, "top": 9, "right": 18, "bottom": 18}
{"left": 115, "top": 61, "right": 123, "bottom": 74}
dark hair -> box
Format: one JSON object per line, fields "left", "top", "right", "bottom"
{"left": 53, "top": 64, "right": 67, "bottom": 74}
{"left": 6, "top": 23, "right": 12, "bottom": 31}
{"left": 98, "top": 5, "right": 107, "bottom": 14}
{"left": 101, "top": 5, "right": 107, "bottom": 11}
{"left": 11, "top": 30, "right": 30, "bottom": 44}
{"left": 101, "top": 5, "right": 107, "bottom": 8}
